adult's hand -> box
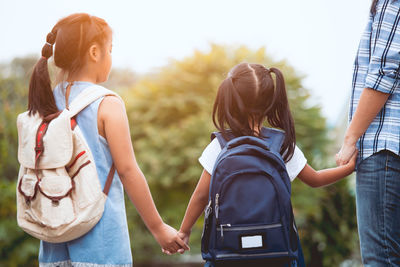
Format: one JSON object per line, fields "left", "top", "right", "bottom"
{"left": 336, "top": 88, "right": 389, "bottom": 166}
{"left": 336, "top": 140, "right": 357, "bottom": 166}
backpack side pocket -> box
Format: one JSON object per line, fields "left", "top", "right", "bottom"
{"left": 201, "top": 199, "right": 213, "bottom": 253}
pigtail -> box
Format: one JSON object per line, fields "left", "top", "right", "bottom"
{"left": 267, "top": 68, "right": 296, "bottom": 162}
{"left": 213, "top": 75, "right": 255, "bottom": 140}
{"left": 213, "top": 62, "right": 295, "bottom": 159}
{"left": 371, "top": 0, "right": 397, "bottom": 15}
{"left": 28, "top": 13, "right": 112, "bottom": 117}
{"left": 28, "top": 31, "right": 59, "bottom": 117}
{"left": 370, "top": 0, "right": 379, "bottom": 14}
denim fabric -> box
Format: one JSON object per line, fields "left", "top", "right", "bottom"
{"left": 356, "top": 150, "right": 400, "bottom": 266}
{"left": 39, "top": 82, "right": 132, "bottom": 266}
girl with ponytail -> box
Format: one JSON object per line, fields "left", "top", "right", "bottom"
{"left": 29, "top": 13, "right": 188, "bottom": 267}
{"left": 177, "top": 62, "right": 358, "bottom": 266}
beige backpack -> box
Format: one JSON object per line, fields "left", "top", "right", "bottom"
{"left": 16, "top": 85, "right": 119, "bottom": 243}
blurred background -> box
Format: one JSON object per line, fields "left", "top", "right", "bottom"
{"left": 0, "top": 0, "right": 370, "bottom": 266}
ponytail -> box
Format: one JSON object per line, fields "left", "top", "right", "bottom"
{"left": 28, "top": 31, "right": 58, "bottom": 117}
{"left": 213, "top": 73, "right": 258, "bottom": 141}
{"left": 371, "top": 0, "right": 398, "bottom": 15}
{"left": 371, "top": 0, "right": 379, "bottom": 14}
{"left": 265, "top": 68, "right": 295, "bottom": 162}
{"left": 213, "top": 62, "right": 295, "bottom": 162}
{"left": 28, "top": 13, "right": 112, "bottom": 118}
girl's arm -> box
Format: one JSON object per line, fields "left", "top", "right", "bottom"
{"left": 98, "top": 96, "right": 189, "bottom": 253}
{"left": 298, "top": 150, "right": 358, "bottom": 188}
{"left": 178, "top": 169, "right": 211, "bottom": 243}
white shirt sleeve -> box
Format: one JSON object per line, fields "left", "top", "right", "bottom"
{"left": 285, "top": 146, "right": 307, "bottom": 181}
{"left": 198, "top": 139, "right": 307, "bottom": 182}
{"left": 198, "top": 138, "right": 221, "bottom": 174}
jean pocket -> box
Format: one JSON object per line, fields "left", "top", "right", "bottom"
{"left": 357, "top": 150, "right": 388, "bottom": 173}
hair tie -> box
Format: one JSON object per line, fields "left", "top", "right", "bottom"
{"left": 45, "top": 42, "right": 53, "bottom": 47}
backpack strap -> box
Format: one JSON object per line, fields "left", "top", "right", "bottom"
{"left": 211, "top": 131, "right": 236, "bottom": 149}
{"left": 260, "top": 127, "right": 285, "bottom": 154}
{"left": 68, "top": 85, "right": 122, "bottom": 118}
{"left": 103, "top": 164, "right": 115, "bottom": 196}
{"left": 68, "top": 85, "right": 121, "bottom": 196}
{"left": 211, "top": 127, "right": 284, "bottom": 152}
{"left": 211, "top": 132, "right": 226, "bottom": 149}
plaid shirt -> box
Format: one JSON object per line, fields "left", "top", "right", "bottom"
{"left": 350, "top": 0, "right": 400, "bottom": 160}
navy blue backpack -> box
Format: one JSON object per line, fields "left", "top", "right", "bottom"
{"left": 201, "top": 127, "right": 304, "bottom": 266}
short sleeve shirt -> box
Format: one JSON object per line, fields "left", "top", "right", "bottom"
{"left": 198, "top": 138, "right": 307, "bottom": 181}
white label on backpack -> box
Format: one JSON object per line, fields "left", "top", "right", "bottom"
{"left": 241, "top": 235, "right": 263, "bottom": 249}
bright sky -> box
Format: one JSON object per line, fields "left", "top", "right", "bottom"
{"left": 0, "top": 0, "right": 370, "bottom": 124}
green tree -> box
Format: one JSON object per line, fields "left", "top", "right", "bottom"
{"left": 0, "top": 56, "right": 39, "bottom": 267}
{"left": 123, "top": 44, "right": 358, "bottom": 266}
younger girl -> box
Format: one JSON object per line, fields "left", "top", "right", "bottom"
{"left": 177, "top": 63, "right": 357, "bottom": 266}
{"left": 28, "top": 13, "right": 187, "bottom": 266}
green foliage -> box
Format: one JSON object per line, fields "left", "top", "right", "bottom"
{"left": 0, "top": 47, "right": 358, "bottom": 266}
{"left": 0, "top": 56, "right": 40, "bottom": 267}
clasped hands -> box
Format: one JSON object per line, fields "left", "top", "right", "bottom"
{"left": 336, "top": 137, "right": 358, "bottom": 167}
{"left": 154, "top": 222, "right": 190, "bottom": 255}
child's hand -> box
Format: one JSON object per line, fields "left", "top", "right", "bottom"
{"left": 161, "top": 230, "right": 190, "bottom": 255}
{"left": 345, "top": 149, "right": 358, "bottom": 171}
{"left": 178, "top": 230, "right": 190, "bottom": 254}
{"left": 153, "top": 223, "right": 189, "bottom": 255}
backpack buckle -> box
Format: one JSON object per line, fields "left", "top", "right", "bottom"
{"left": 35, "top": 146, "right": 44, "bottom": 152}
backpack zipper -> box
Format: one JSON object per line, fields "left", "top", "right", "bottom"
{"left": 205, "top": 199, "right": 212, "bottom": 217}
{"left": 219, "top": 223, "right": 231, "bottom": 239}
{"left": 215, "top": 193, "right": 220, "bottom": 225}
{"left": 217, "top": 223, "right": 282, "bottom": 232}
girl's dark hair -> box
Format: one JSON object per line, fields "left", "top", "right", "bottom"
{"left": 371, "top": 0, "right": 379, "bottom": 14}
{"left": 371, "top": 0, "right": 397, "bottom": 15}
{"left": 28, "top": 13, "right": 112, "bottom": 117}
{"left": 212, "top": 62, "right": 296, "bottom": 162}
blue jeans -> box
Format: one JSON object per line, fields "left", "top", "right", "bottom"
{"left": 356, "top": 150, "right": 400, "bottom": 266}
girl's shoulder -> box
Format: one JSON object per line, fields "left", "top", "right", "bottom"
{"left": 198, "top": 137, "right": 307, "bottom": 181}
{"left": 198, "top": 138, "right": 221, "bottom": 175}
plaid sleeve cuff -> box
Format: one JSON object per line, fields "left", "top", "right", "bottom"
{"left": 365, "top": 70, "right": 400, "bottom": 94}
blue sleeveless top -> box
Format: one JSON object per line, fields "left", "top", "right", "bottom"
{"left": 39, "top": 82, "right": 132, "bottom": 267}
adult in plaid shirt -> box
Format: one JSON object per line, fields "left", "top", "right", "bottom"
{"left": 337, "top": 0, "right": 400, "bottom": 265}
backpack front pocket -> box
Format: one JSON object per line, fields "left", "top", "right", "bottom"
{"left": 215, "top": 223, "right": 289, "bottom": 260}
{"left": 18, "top": 173, "right": 38, "bottom": 202}
{"left": 20, "top": 174, "right": 76, "bottom": 229}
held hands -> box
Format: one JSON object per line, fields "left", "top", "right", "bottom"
{"left": 177, "top": 230, "right": 190, "bottom": 246}
{"left": 153, "top": 223, "right": 190, "bottom": 255}
{"left": 336, "top": 142, "right": 358, "bottom": 171}
{"left": 336, "top": 138, "right": 358, "bottom": 166}
{"left": 162, "top": 229, "right": 191, "bottom": 255}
